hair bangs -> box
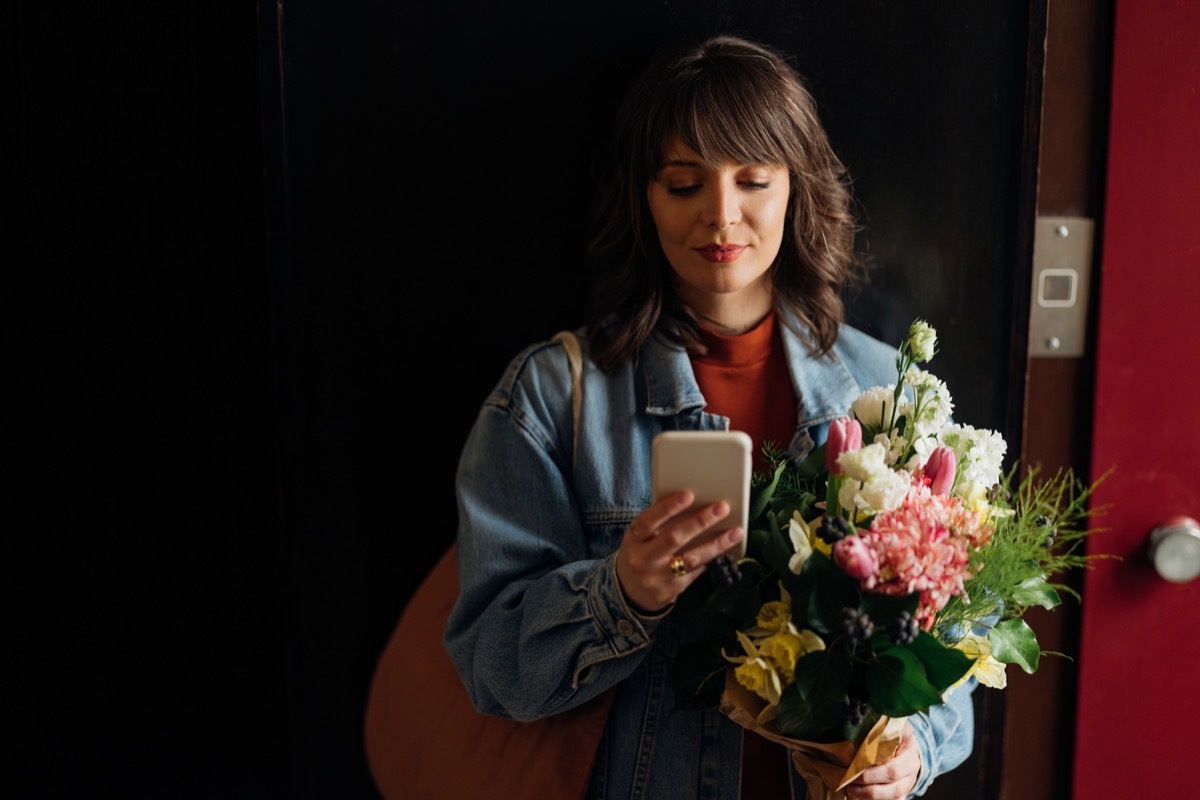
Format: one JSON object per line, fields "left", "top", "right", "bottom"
{"left": 664, "top": 78, "right": 792, "bottom": 169}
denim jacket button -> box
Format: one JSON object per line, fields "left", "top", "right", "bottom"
{"left": 616, "top": 619, "right": 634, "bottom": 637}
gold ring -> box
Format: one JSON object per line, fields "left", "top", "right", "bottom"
{"left": 629, "top": 520, "right": 653, "bottom": 541}
{"left": 669, "top": 556, "right": 687, "bottom": 578}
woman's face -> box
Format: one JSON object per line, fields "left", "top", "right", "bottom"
{"left": 646, "top": 136, "right": 790, "bottom": 310}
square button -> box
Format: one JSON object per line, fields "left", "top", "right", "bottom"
{"left": 1038, "top": 268, "right": 1077, "bottom": 307}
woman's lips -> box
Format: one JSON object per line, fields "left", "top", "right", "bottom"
{"left": 695, "top": 244, "right": 747, "bottom": 263}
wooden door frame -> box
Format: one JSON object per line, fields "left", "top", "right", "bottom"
{"left": 1001, "top": 1, "right": 1113, "bottom": 798}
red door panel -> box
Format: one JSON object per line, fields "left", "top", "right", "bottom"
{"left": 1073, "top": 1, "right": 1200, "bottom": 796}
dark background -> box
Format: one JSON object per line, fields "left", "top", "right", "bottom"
{"left": 15, "top": 1, "right": 1037, "bottom": 796}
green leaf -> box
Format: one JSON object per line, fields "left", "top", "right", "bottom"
{"left": 673, "top": 564, "right": 764, "bottom": 642}
{"left": 989, "top": 618, "right": 1041, "bottom": 673}
{"left": 775, "top": 643, "right": 852, "bottom": 741}
{"left": 791, "top": 494, "right": 823, "bottom": 523}
{"left": 757, "top": 513, "right": 794, "bottom": 574}
{"left": 865, "top": 649, "right": 944, "bottom": 717}
{"left": 825, "top": 475, "right": 843, "bottom": 516}
{"left": 799, "top": 552, "right": 860, "bottom": 634}
{"left": 861, "top": 592, "right": 918, "bottom": 626}
{"left": 749, "top": 460, "right": 786, "bottom": 521}
{"left": 794, "top": 444, "right": 827, "bottom": 480}
{"left": 905, "top": 631, "right": 974, "bottom": 692}
{"left": 1011, "top": 575, "right": 1062, "bottom": 610}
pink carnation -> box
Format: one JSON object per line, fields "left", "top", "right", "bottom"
{"left": 853, "top": 489, "right": 993, "bottom": 630}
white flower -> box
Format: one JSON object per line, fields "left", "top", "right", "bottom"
{"left": 787, "top": 512, "right": 814, "bottom": 574}
{"left": 870, "top": 430, "right": 909, "bottom": 468}
{"left": 907, "top": 319, "right": 938, "bottom": 363}
{"left": 837, "top": 445, "right": 911, "bottom": 514}
{"left": 907, "top": 435, "right": 936, "bottom": 471}
{"left": 904, "top": 367, "right": 954, "bottom": 438}
{"left": 837, "top": 441, "right": 890, "bottom": 481}
{"left": 856, "top": 470, "right": 911, "bottom": 514}
{"left": 850, "top": 385, "right": 907, "bottom": 433}
{"left": 939, "top": 424, "right": 1007, "bottom": 492}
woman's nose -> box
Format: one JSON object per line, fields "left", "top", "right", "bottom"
{"left": 700, "top": 183, "right": 739, "bottom": 228}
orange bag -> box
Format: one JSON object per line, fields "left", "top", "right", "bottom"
{"left": 364, "top": 543, "right": 615, "bottom": 799}
{"left": 364, "top": 331, "right": 614, "bottom": 799}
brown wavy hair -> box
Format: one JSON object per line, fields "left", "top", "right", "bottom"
{"left": 584, "top": 34, "right": 864, "bottom": 373}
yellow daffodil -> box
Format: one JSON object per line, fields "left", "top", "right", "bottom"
{"left": 729, "top": 599, "right": 829, "bottom": 704}
{"left": 756, "top": 600, "right": 791, "bottom": 632}
{"left": 725, "top": 630, "right": 784, "bottom": 706}
{"left": 950, "top": 633, "right": 1007, "bottom": 690}
{"left": 762, "top": 628, "right": 826, "bottom": 684}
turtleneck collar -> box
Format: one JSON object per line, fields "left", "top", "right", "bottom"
{"left": 693, "top": 309, "right": 779, "bottom": 366}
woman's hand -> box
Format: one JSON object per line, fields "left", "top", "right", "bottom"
{"left": 615, "top": 490, "right": 745, "bottom": 613}
{"left": 845, "top": 721, "right": 922, "bottom": 799}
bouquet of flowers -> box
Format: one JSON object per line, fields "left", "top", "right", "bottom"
{"left": 670, "top": 319, "right": 1108, "bottom": 796}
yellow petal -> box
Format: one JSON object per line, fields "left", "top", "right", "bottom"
{"left": 950, "top": 633, "right": 1008, "bottom": 690}
{"left": 796, "top": 628, "right": 827, "bottom": 654}
{"left": 734, "top": 658, "right": 783, "bottom": 705}
{"left": 970, "top": 656, "right": 1008, "bottom": 689}
{"left": 952, "top": 633, "right": 990, "bottom": 659}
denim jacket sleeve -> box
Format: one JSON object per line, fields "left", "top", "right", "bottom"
{"left": 444, "top": 339, "right": 653, "bottom": 722}
{"left": 907, "top": 678, "right": 977, "bottom": 795}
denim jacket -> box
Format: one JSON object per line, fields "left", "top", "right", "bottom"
{"left": 446, "top": 307, "right": 976, "bottom": 799}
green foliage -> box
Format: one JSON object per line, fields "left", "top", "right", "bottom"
{"left": 866, "top": 649, "right": 945, "bottom": 717}
{"left": 776, "top": 643, "right": 854, "bottom": 742}
{"left": 904, "top": 631, "right": 975, "bottom": 691}
{"left": 933, "top": 464, "right": 1114, "bottom": 668}
{"left": 988, "top": 619, "right": 1041, "bottom": 674}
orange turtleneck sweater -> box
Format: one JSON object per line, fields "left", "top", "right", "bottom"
{"left": 690, "top": 309, "right": 796, "bottom": 797}
{"left": 690, "top": 309, "right": 797, "bottom": 474}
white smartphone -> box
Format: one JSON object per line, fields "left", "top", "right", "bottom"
{"left": 650, "top": 430, "right": 752, "bottom": 559}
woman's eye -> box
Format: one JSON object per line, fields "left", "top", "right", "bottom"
{"left": 741, "top": 181, "right": 771, "bottom": 190}
{"left": 666, "top": 185, "right": 701, "bottom": 197}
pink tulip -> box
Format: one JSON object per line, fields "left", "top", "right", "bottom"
{"left": 925, "top": 446, "right": 957, "bottom": 496}
{"left": 834, "top": 535, "right": 879, "bottom": 581}
{"left": 826, "top": 416, "right": 863, "bottom": 476}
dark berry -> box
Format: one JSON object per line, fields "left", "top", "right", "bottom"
{"left": 840, "top": 607, "right": 874, "bottom": 644}
{"left": 706, "top": 554, "right": 742, "bottom": 587}
{"left": 887, "top": 610, "right": 920, "bottom": 646}
{"left": 1032, "top": 514, "right": 1057, "bottom": 547}
{"left": 817, "top": 514, "right": 850, "bottom": 545}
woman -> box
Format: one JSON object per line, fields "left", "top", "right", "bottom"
{"left": 446, "top": 34, "right": 975, "bottom": 799}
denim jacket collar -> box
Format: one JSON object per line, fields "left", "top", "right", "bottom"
{"left": 638, "top": 306, "right": 868, "bottom": 431}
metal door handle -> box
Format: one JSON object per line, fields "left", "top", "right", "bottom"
{"left": 1147, "top": 515, "right": 1200, "bottom": 583}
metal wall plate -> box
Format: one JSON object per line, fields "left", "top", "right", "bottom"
{"left": 1030, "top": 216, "right": 1094, "bottom": 357}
